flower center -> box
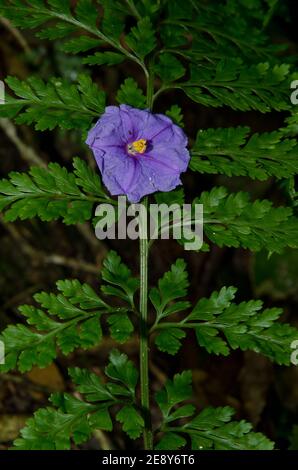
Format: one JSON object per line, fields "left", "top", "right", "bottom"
{"left": 127, "top": 139, "right": 147, "bottom": 155}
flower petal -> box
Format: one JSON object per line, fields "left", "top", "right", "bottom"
{"left": 145, "top": 144, "right": 190, "bottom": 173}
{"left": 85, "top": 105, "right": 190, "bottom": 202}
{"left": 99, "top": 148, "right": 139, "bottom": 197}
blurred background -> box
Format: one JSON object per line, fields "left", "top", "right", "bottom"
{"left": 0, "top": 0, "right": 298, "bottom": 450}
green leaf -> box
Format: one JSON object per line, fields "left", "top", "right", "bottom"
{"left": 0, "top": 0, "right": 126, "bottom": 53}
{"left": 189, "top": 286, "right": 237, "bottom": 320}
{"left": 68, "top": 352, "right": 138, "bottom": 404}
{"left": 150, "top": 259, "right": 190, "bottom": 320}
{"left": 155, "top": 53, "right": 186, "bottom": 82}
{"left": 182, "top": 60, "right": 291, "bottom": 112}
{"left": 12, "top": 353, "right": 142, "bottom": 450}
{"left": 155, "top": 328, "right": 186, "bottom": 355}
{"left": 100, "top": 0, "right": 126, "bottom": 40}
{"left": 0, "top": 263, "right": 137, "bottom": 373}
{"left": 107, "top": 313, "right": 134, "bottom": 343}
{"left": 105, "top": 349, "right": 138, "bottom": 395}
{"left": 126, "top": 17, "right": 156, "bottom": 58}
{"left": 0, "top": 279, "right": 112, "bottom": 372}
{"left": 155, "top": 188, "right": 185, "bottom": 206}
{"left": 68, "top": 368, "right": 114, "bottom": 402}
{"left": 75, "top": 0, "right": 98, "bottom": 28}
{"left": 136, "top": 0, "right": 163, "bottom": 16}
{"left": 116, "top": 405, "right": 144, "bottom": 439}
{"left": 166, "top": 105, "right": 184, "bottom": 127}
{"left": 185, "top": 407, "right": 274, "bottom": 450}
{"left": 154, "top": 285, "right": 298, "bottom": 364}
{"left": 191, "top": 127, "right": 298, "bottom": 180}
{"left": 61, "top": 36, "right": 101, "bottom": 54}
{"left": 101, "top": 251, "right": 139, "bottom": 307}
{"left": 155, "top": 433, "right": 187, "bottom": 450}
{"left": 72, "top": 157, "right": 103, "bottom": 196}
{"left": 156, "top": 372, "right": 274, "bottom": 450}
{"left": 0, "top": 159, "right": 107, "bottom": 224}
{"left": 88, "top": 408, "right": 113, "bottom": 432}
{"left": 163, "top": 1, "right": 284, "bottom": 62}
{"left": 199, "top": 186, "right": 298, "bottom": 253}
{"left": 0, "top": 75, "right": 105, "bottom": 131}
{"left": 155, "top": 371, "right": 193, "bottom": 419}
{"left": 11, "top": 345, "right": 142, "bottom": 449}
{"left": 12, "top": 406, "right": 92, "bottom": 450}
{"left": 170, "top": 404, "right": 196, "bottom": 421}
{"left": 282, "top": 109, "right": 298, "bottom": 137}
{"left": 83, "top": 51, "right": 125, "bottom": 66}
{"left": 0, "top": 273, "right": 135, "bottom": 375}
{"left": 116, "top": 78, "right": 146, "bottom": 108}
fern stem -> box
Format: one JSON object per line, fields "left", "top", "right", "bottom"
{"left": 139, "top": 197, "right": 153, "bottom": 450}
{"left": 138, "top": 64, "right": 155, "bottom": 450}
{"left": 146, "top": 66, "right": 155, "bottom": 109}
{"left": 125, "top": 0, "right": 142, "bottom": 20}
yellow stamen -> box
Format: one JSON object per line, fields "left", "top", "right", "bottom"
{"left": 127, "top": 139, "right": 147, "bottom": 155}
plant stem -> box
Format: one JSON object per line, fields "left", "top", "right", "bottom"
{"left": 139, "top": 197, "right": 153, "bottom": 449}
{"left": 146, "top": 62, "right": 155, "bottom": 108}
{"left": 139, "top": 63, "right": 155, "bottom": 450}
{"left": 125, "top": 0, "right": 142, "bottom": 20}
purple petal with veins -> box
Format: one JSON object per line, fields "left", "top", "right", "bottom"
{"left": 86, "top": 104, "right": 190, "bottom": 202}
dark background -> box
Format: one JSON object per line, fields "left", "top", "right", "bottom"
{"left": 0, "top": 1, "right": 298, "bottom": 450}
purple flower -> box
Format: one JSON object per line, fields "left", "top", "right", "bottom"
{"left": 86, "top": 105, "right": 190, "bottom": 203}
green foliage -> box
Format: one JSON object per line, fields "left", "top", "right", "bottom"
{"left": 282, "top": 109, "right": 298, "bottom": 137}
{"left": 156, "top": 432, "right": 187, "bottom": 450}
{"left": 199, "top": 187, "right": 298, "bottom": 252}
{"left": 0, "top": 253, "right": 137, "bottom": 375}
{"left": 154, "top": 187, "right": 298, "bottom": 254}
{"left": 105, "top": 349, "right": 138, "bottom": 395}
{"left": 188, "top": 287, "right": 298, "bottom": 363}
{"left": 101, "top": 250, "right": 139, "bottom": 308}
{"left": 125, "top": 17, "right": 156, "bottom": 59}
{"left": 182, "top": 61, "right": 291, "bottom": 112}
{"left": 191, "top": 127, "right": 298, "bottom": 180}
{"left": 116, "top": 78, "right": 147, "bottom": 108}
{"left": 184, "top": 407, "right": 274, "bottom": 450}
{"left": 0, "top": 0, "right": 124, "bottom": 52}
{"left": 12, "top": 350, "right": 142, "bottom": 449}
{"left": 152, "top": 264, "right": 298, "bottom": 364}
{"left": 0, "top": 251, "right": 137, "bottom": 373}
{"left": 155, "top": 371, "right": 194, "bottom": 421}
{"left": 0, "top": 0, "right": 297, "bottom": 453}
{"left": 155, "top": 328, "right": 186, "bottom": 356}
{"left": 162, "top": 0, "right": 285, "bottom": 59}
{"left": 0, "top": 75, "right": 105, "bottom": 131}
{"left": 83, "top": 51, "right": 125, "bottom": 66}
{"left": 99, "top": 0, "right": 127, "bottom": 40}
{"left": 0, "top": 280, "right": 106, "bottom": 373}
{"left": 0, "top": 158, "right": 107, "bottom": 224}
{"left": 107, "top": 314, "right": 134, "bottom": 343}
{"left": 61, "top": 36, "right": 101, "bottom": 54}
{"left": 155, "top": 372, "right": 274, "bottom": 450}
{"left": 154, "top": 53, "right": 185, "bottom": 82}
{"left": 155, "top": 187, "right": 185, "bottom": 206}
{"left": 166, "top": 105, "right": 184, "bottom": 127}
{"left": 153, "top": 188, "right": 298, "bottom": 254}
{"left": 135, "top": 0, "right": 164, "bottom": 17}
{"left": 116, "top": 405, "right": 144, "bottom": 439}
{"left": 149, "top": 259, "right": 190, "bottom": 322}
{"left": 0, "top": 0, "right": 158, "bottom": 73}
{"left": 12, "top": 405, "right": 96, "bottom": 450}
